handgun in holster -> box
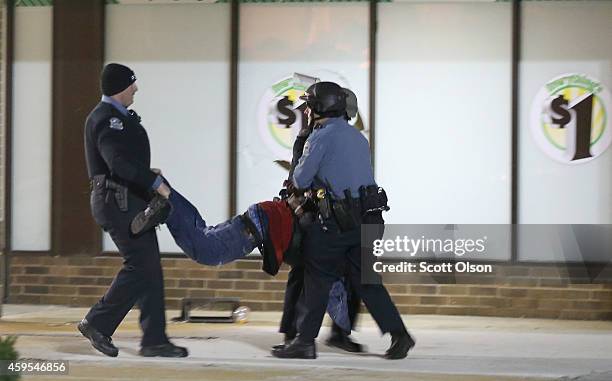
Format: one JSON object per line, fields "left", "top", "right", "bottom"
{"left": 105, "top": 179, "right": 129, "bottom": 212}
{"left": 317, "top": 192, "right": 332, "bottom": 221}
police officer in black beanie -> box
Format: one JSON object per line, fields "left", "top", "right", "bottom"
{"left": 78, "top": 63, "right": 187, "bottom": 358}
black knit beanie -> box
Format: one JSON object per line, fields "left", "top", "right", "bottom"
{"left": 101, "top": 63, "right": 136, "bottom": 96}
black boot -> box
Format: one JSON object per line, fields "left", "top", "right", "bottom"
{"left": 385, "top": 329, "right": 415, "bottom": 360}
{"left": 271, "top": 337, "right": 316, "bottom": 359}
{"left": 130, "top": 195, "right": 171, "bottom": 235}
{"left": 272, "top": 334, "right": 295, "bottom": 350}
{"left": 139, "top": 342, "right": 188, "bottom": 358}
{"left": 77, "top": 319, "right": 119, "bottom": 357}
{"left": 325, "top": 330, "right": 364, "bottom": 353}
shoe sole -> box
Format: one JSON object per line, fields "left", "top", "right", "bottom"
{"left": 271, "top": 352, "right": 316, "bottom": 359}
{"left": 77, "top": 324, "right": 118, "bottom": 358}
{"left": 130, "top": 205, "right": 170, "bottom": 235}
{"left": 130, "top": 215, "right": 150, "bottom": 236}
{"left": 271, "top": 348, "right": 316, "bottom": 359}
{"left": 139, "top": 352, "right": 188, "bottom": 358}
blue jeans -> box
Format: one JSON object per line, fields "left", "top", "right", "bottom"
{"left": 166, "top": 190, "right": 256, "bottom": 266}
{"left": 165, "top": 189, "right": 350, "bottom": 333}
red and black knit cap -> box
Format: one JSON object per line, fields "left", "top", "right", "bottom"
{"left": 101, "top": 63, "right": 136, "bottom": 96}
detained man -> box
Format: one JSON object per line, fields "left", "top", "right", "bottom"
{"left": 130, "top": 185, "right": 352, "bottom": 334}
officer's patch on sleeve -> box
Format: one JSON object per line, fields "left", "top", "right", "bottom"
{"left": 109, "top": 117, "right": 124, "bottom": 131}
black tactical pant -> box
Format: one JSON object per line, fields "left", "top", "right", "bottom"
{"left": 86, "top": 187, "right": 168, "bottom": 347}
{"left": 297, "top": 218, "right": 406, "bottom": 341}
{"left": 279, "top": 264, "right": 361, "bottom": 338}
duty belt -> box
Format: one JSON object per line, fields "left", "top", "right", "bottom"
{"left": 316, "top": 185, "right": 390, "bottom": 232}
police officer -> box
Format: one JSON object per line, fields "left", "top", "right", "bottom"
{"left": 78, "top": 63, "right": 187, "bottom": 358}
{"left": 271, "top": 82, "right": 415, "bottom": 360}
{"left": 275, "top": 95, "right": 364, "bottom": 353}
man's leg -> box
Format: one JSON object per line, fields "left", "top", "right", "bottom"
{"left": 345, "top": 245, "right": 415, "bottom": 359}
{"left": 326, "top": 276, "right": 364, "bottom": 353}
{"left": 85, "top": 231, "right": 163, "bottom": 339}
{"left": 296, "top": 227, "right": 347, "bottom": 342}
{"left": 82, "top": 195, "right": 187, "bottom": 358}
{"left": 164, "top": 190, "right": 261, "bottom": 265}
{"left": 85, "top": 219, "right": 168, "bottom": 347}
{"left": 272, "top": 223, "right": 348, "bottom": 359}
{"left": 330, "top": 274, "right": 361, "bottom": 335}
{"left": 278, "top": 265, "right": 304, "bottom": 340}
{"left": 277, "top": 265, "right": 354, "bottom": 351}
{"left": 326, "top": 280, "right": 350, "bottom": 334}
{"left": 346, "top": 277, "right": 362, "bottom": 330}
{"left": 135, "top": 233, "right": 169, "bottom": 347}
{"left": 345, "top": 246, "right": 404, "bottom": 334}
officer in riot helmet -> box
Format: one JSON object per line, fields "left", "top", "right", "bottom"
{"left": 272, "top": 81, "right": 415, "bottom": 360}
{"left": 275, "top": 83, "right": 365, "bottom": 354}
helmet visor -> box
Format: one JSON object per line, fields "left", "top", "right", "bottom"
{"left": 292, "top": 72, "right": 319, "bottom": 110}
{"left": 293, "top": 92, "right": 312, "bottom": 110}
{"left": 343, "top": 88, "right": 358, "bottom": 118}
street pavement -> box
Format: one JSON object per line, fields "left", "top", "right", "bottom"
{"left": 1, "top": 304, "right": 612, "bottom": 381}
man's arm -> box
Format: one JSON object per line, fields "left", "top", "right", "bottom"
{"left": 96, "top": 120, "right": 158, "bottom": 190}
{"left": 292, "top": 132, "right": 327, "bottom": 189}
{"left": 288, "top": 135, "right": 309, "bottom": 180}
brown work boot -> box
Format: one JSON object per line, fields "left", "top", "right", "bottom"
{"left": 130, "top": 195, "right": 171, "bottom": 235}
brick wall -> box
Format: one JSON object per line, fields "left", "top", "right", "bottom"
{"left": 7, "top": 254, "right": 612, "bottom": 321}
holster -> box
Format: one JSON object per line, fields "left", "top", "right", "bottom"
{"left": 330, "top": 190, "right": 362, "bottom": 232}
{"left": 318, "top": 186, "right": 390, "bottom": 233}
{"left": 107, "top": 180, "right": 129, "bottom": 212}
{"left": 318, "top": 196, "right": 332, "bottom": 221}
{"left": 359, "top": 185, "right": 390, "bottom": 216}
{"left": 91, "top": 174, "right": 129, "bottom": 212}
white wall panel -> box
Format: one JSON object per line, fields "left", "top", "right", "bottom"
{"left": 11, "top": 7, "right": 52, "bottom": 251}
{"left": 518, "top": 1, "right": 612, "bottom": 261}
{"left": 518, "top": 1, "right": 612, "bottom": 225}
{"left": 237, "top": 4, "right": 369, "bottom": 212}
{"left": 104, "top": 4, "right": 230, "bottom": 252}
{"left": 376, "top": 2, "right": 512, "bottom": 226}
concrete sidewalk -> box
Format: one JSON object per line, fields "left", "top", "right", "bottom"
{"left": 1, "top": 304, "right": 612, "bottom": 381}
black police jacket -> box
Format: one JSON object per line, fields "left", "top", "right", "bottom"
{"left": 84, "top": 102, "right": 157, "bottom": 192}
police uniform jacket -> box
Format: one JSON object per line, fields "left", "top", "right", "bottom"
{"left": 84, "top": 101, "right": 158, "bottom": 194}
{"left": 292, "top": 117, "right": 376, "bottom": 199}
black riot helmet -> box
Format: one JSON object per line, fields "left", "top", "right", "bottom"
{"left": 299, "top": 81, "right": 348, "bottom": 118}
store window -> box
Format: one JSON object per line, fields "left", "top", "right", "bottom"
{"left": 518, "top": 1, "right": 612, "bottom": 261}
{"left": 11, "top": 3, "right": 52, "bottom": 251}
{"left": 236, "top": 2, "right": 369, "bottom": 212}
{"left": 376, "top": 1, "right": 513, "bottom": 227}
{"left": 105, "top": 2, "right": 231, "bottom": 252}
